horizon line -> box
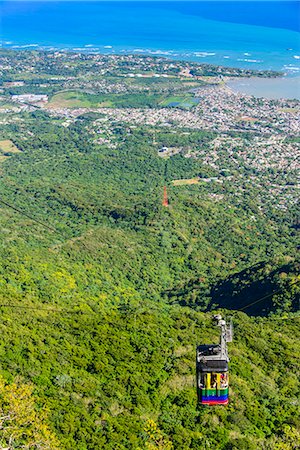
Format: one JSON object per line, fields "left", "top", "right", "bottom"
{"left": 1, "top": 0, "right": 298, "bottom": 3}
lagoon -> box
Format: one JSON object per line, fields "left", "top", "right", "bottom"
{"left": 226, "top": 76, "right": 300, "bottom": 100}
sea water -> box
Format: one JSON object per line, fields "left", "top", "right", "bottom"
{"left": 1, "top": 1, "right": 300, "bottom": 98}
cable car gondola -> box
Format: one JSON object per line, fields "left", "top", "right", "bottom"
{"left": 196, "top": 315, "right": 232, "bottom": 405}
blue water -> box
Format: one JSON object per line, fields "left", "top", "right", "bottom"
{"left": 1, "top": 1, "right": 300, "bottom": 73}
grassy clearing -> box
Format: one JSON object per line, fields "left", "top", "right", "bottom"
{"left": 48, "top": 91, "right": 97, "bottom": 108}
{"left": 238, "top": 116, "right": 256, "bottom": 122}
{"left": 0, "top": 101, "right": 16, "bottom": 109}
{"left": 49, "top": 90, "right": 199, "bottom": 110}
{"left": 48, "top": 90, "right": 163, "bottom": 109}
{"left": 278, "top": 107, "right": 299, "bottom": 114}
{"left": 0, "top": 140, "right": 21, "bottom": 154}
{"left": 181, "top": 81, "right": 203, "bottom": 87}
{"left": 172, "top": 178, "right": 200, "bottom": 186}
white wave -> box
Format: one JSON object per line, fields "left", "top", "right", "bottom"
{"left": 194, "top": 52, "right": 216, "bottom": 57}
{"left": 84, "top": 44, "right": 94, "bottom": 47}
{"left": 237, "top": 58, "right": 262, "bottom": 63}
{"left": 283, "top": 66, "right": 300, "bottom": 71}
{"left": 147, "top": 50, "right": 172, "bottom": 55}
{"left": 293, "top": 55, "right": 300, "bottom": 59}
{"left": 104, "top": 45, "right": 113, "bottom": 49}
{"left": 244, "top": 53, "right": 251, "bottom": 56}
{"left": 12, "top": 44, "right": 39, "bottom": 48}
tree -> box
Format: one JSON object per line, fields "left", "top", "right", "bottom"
{"left": 143, "top": 420, "right": 173, "bottom": 450}
{"left": 0, "top": 376, "right": 59, "bottom": 449}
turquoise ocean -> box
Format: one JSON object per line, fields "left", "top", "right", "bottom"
{"left": 1, "top": 1, "right": 300, "bottom": 71}
{"left": 1, "top": 1, "right": 300, "bottom": 97}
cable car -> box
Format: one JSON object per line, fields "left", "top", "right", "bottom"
{"left": 196, "top": 315, "right": 232, "bottom": 405}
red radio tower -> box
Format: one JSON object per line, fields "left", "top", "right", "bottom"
{"left": 162, "top": 185, "right": 169, "bottom": 207}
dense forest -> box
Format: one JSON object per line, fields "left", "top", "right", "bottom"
{"left": 0, "top": 86, "right": 299, "bottom": 447}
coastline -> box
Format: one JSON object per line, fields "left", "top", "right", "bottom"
{"left": 2, "top": 45, "right": 299, "bottom": 100}
{"left": 2, "top": 41, "right": 300, "bottom": 76}
{"left": 1, "top": 0, "right": 299, "bottom": 79}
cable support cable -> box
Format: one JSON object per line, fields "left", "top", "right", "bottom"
{"left": 0, "top": 195, "right": 91, "bottom": 252}
{"left": 0, "top": 191, "right": 93, "bottom": 252}
{"left": 238, "top": 278, "right": 300, "bottom": 312}
{"left": 0, "top": 197, "right": 61, "bottom": 234}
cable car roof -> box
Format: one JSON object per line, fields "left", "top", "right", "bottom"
{"left": 196, "top": 344, "right": 229, "bottom": 372}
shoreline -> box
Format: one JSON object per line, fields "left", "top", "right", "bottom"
{"left": 1, "top": 41, "right": 299, "bottom": 76}
{"left": 1, "top": 46, "right": 299, "bottom": 100}
{"left": 0, "top": 46, "right": 285, "bottom": 80}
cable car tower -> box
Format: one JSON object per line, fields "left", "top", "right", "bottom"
{"left": 196, "top": 315, "right": 233, "bottom": 405}
{"left": 162, "top": 186, "right": 169, "bottom": 207}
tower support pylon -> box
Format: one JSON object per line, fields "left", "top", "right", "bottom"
{"left": 162, "top": 186, "right": 168, "bottom": 207}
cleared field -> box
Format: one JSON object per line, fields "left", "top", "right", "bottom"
{"left": 238, "top": 116, "right": 256, "bottom": 122}
{"left": 48, "top": 91, "right": 103, "bottom": 108}
{"left": 172, "top": 178, "right": 200, "bottom": 186}
{"left": 181, "top": 81, "right": 204, "bottom": 87}
{"left": 48, "top": 89, "right": 201, "bottom": 110}
{"left": 0, "top": 140, "right": 21, "bottom": 154}
{"left": 278, "top": 107, "right": 299, "bottom": 114}
{"left": 0, "top": 101, "right": 16, "bottom": 109}
{"left": 48, "top": 90, "right": 163, "bottom": 109}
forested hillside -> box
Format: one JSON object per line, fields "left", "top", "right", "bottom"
{"left": 0, "top": 52, "right": 299, "bottom": 449}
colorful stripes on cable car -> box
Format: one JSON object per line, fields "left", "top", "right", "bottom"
{"left": 199, "top": 372, "right": 229, "bottom": 405}
{"left": 200, "top": 387, "right": 229, "bottom": 405}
